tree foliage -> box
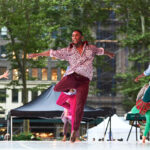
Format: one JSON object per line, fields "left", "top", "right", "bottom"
{"left": 110, "top": 0, "right": 150, "bottom": 111}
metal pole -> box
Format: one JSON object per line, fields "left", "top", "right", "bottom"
{"left": 136, "top": 120, "right": 138, "bottom": 141}
{"left": 6, "top": 118, "right": 9, "bottom": 141}
{"left": 10, "top": 116, "right": 13, "bottom": 141}
{"left": 86, "top": 122, "right": 89, "bottom": 141}
{"left": 109, "top": 116, "right": 112, "bottom": 141}
{"left": 126, "top": 122, "right": 134, "bottom": 141}
{"left": 104, "top": 117, "right": 110, "bottom": 140}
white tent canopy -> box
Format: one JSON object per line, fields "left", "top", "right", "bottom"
{"left": 87, "top": 114, "right": 140, "bottom": 141}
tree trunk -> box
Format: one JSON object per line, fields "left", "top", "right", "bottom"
{"left": 140, "top": 15, "right": 145, "bottom": 35}
{"left": 22, "top": 56, "right": 30, "bottom": 133}
{"left": 140, "top": 15, "right": 145, "bottom": 69}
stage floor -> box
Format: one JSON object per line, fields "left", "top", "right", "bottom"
{"left": 0, "top": 141, "right": 150, "bottom": 150}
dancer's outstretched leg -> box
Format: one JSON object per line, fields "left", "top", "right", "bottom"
{"left": 131, "top": 106, "right": 140, "bottom": 114}
{"left": 143, "top": 110, "right": 150, "bottom": 143}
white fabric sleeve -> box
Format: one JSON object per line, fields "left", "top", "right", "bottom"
{"left": 144, "top": 64, "right": 150, "bottom": 76}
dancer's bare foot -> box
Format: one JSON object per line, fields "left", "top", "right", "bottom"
{"left": 70, "top": 130, "right": 76, "bottom": 143}
{"left": 142, "top": 136, "right": 146, "bottom": 143}
{"left": 62, "top": 135, "right": 67, "bottom": 142}
{"left": 75, "top": 137, "right": 81, "bottom": 142}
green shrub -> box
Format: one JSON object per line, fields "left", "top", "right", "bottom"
{"left": 13, "top": 132, "right": 41, "bottom": 141}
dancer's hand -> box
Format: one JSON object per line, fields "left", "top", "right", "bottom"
{"left": 0, "top": 70, "right": 9, "bottom": 79}
{"left": 134, "top": 73, "right": 145, "bottom": 82}
{"left": 134, "top": 77, "right": 139, "bottom": 82}
{"left": 104, "top": 50, "right": 115, "bottom": 59}
{"left": 108, "top": 53, "right": 115, "bottom": 59}
{"left": 28, "top": 53, "right": 39, "bottom": 59}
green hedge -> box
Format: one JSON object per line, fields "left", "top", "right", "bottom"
{"left": 13, "top": 132, "right": 41, "bottom": 141}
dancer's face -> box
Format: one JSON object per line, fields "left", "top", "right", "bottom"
{"left": 72, "top": 31, "right": 83, "bottom": 45}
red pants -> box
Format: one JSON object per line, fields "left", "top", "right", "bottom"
{"left": 54, "top": 73, "right": 89, "bottom": 131}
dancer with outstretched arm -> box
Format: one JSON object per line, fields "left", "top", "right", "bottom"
{"left": 28, "top": 30, "right": 115, "bottom": 142}
{"left": 132, "top": 64, "right": 150, "bottom": 143}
